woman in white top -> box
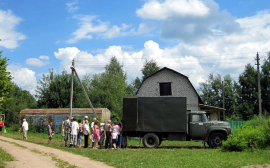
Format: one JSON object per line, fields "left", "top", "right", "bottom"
{"left": 83, "top": 119, "right": 90, "bottom": 148}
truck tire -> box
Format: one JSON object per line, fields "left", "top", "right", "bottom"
{"left": 208, "top": 133, "right": 225, "bottom": 148}
{"left": 142, "top": 133, "right": 160, "bottom": 148}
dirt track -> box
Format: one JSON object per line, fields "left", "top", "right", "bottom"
{"left": 0, "top": 136, "right": 113, "bottom": 168}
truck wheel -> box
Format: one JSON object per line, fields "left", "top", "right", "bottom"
{"left": 208, "top": 133, "right": 225, "bottom": 148}
{"left": 143, "top": 133, "right": 160, "bottom": 148}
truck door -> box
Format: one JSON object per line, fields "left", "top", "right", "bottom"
{"left": 188, "top": 114, "right": 205, "bottom": 140}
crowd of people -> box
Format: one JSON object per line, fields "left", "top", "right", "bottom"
{"left": 63, "top": 116, "right": 123, "bottom": 149}
{"left": 1, "top": 116, "right": 123, "bottom": 149}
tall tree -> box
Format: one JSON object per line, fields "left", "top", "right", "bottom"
{"left": 261, "top": 52, "right": 270, "bottom": 116}
{"left": 89, "top": 56, "right": 127, "bottom": 121}
{"left": 238, "top": 64, "right": 258, "bottom": 120}
{"left": 141, "top": 59, "right": 160, "bottom": 79}
{"left": 2, "top": 83, "right": 36, "bottom": 126}
{"left": 0, "top": 51, "right": 12, "bottom": 109}
{"left": 223, "top": 75, "right": 241, "bottom": 119}
{"left": 105, "top": 56, "right": 126, "bottom": 77}
{"left": 198, "top": 74, "right": 223, "bottom": 108}
{"left": 198, "top": 74, "right": 240, "bottom": 120}
{"left": 127, "top": 77, "right": 141, "bottom": 96}
{"left": 36, "top": 69, "right": 86, "bottom": 108}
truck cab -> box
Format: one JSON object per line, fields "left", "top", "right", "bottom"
{"left": 188, "top": 111, "right": 232, "bottom": 148}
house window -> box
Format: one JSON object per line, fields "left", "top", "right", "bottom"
{"left": 159, "top": 82, "right": 172, "bottom": 96}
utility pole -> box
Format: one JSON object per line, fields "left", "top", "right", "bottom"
{"left": 255, "top": 52, "right": 262, "bottom": 118}
{"left": 70, "top": 59, "right": 74, "bottom": 117}
{"left": 69, "top": 60, "right": 97, "bottom": 117}
{"left": 222, "top": 81, "right": 225, "bottom": 121}
{"left": 71, "top": 67, "right": 97, "bottom": 117}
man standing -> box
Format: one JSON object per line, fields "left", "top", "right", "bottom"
{"left": 83, "top": 116, "right": 88, "bottom": 124}
{"left": 70, "top": 117, "right": 79, "bottom": 147}
{"left": 19, "top": 119, "right": 28, "bottom": 140}
{"left": 105, "top": 120, "right": 113, "bottom": 149}
{"left": 47, "top": 121, "right": 53, "bottom": 145}
{"left": 64, "top": 116, "right": 71, "bottom": 147}
{"left": 83, "top": 119, "right": 90, "bottom": 148}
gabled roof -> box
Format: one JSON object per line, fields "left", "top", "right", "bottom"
{"left": 136, "top": 67, "right": 204, "bottom": 104}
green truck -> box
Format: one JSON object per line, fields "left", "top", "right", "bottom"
{"left": 122, "top": 97, "right": 231, "bottom": 148}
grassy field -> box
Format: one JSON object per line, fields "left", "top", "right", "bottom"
{"left": 2, "top": 130, "right": 270, "bottom": 168}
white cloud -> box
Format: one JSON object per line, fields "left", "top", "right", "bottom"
{"left": 67, "top": 15, "right": 157, "bottom": 43}
{"left": 136, "top": 0, "right": 238, "bottom": 44}
{"left": 0, "top": 9, "right": 27, "bottom": 49}
{"left": 100, "top": 24, "right": 131, "bottom": 39}
{"left": 66, "top": 15, "right": 108, "bottom": 43}
{"left": 7, "top": 65, "right": 37, "bottom": 95}
{"left": 133, "top": 0, "right": 270, "bottom": 84}
{"left": 137, "top": 22, "right": 156, "bottom": 34}
{"left": 26, "top": 56, "right": 49, "bottom": 67}
{"left": 39, "top": 55, "right": 49, "bottom": 60}
{"left": 66, "top": 0, "right": 79, "bottom": 13}
{"left": 136, "top": 0, "right": 209, "bottom": 20}
{"left": 54, "top": 40, "right": 205, "bottom": 87}
{"left": 236, "top": 10, "right": 270, "bottom": 41}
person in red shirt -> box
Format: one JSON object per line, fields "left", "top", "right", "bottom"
{"left": 0, "top": 118, "right": 4, "bottom": 136}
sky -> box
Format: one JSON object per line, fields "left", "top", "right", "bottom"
{"left": 0, "top": 0, "right": 270, "bottom": 95}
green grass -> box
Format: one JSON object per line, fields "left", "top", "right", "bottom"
{"left": 3, "top": 129, "right": 270, "bottom": 168}
{"left": 0, "top": 146, "right": 14, "bottom": 168}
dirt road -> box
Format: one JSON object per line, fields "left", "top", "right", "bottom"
{"left": 0, "top": 136, "right": 113, "bottom": 168}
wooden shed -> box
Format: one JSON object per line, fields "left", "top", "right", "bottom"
{"left": 20, "top": 108, "right": 111, "bottom": 133}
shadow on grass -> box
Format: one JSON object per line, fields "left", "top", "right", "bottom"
{"left": 127, "top": 145, "right": 208, "bottom": 149}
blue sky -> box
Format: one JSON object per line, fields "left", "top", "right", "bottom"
{"left": 0, "top": 0, "right": 270, "bottom": 95}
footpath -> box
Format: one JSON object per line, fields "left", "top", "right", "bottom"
{"left": 0, "top": 136, "right": 113, "bottom": 168}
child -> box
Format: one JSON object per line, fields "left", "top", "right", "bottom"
{"left": 47, "top": 121, "right": 53, "bottom": 145}
{"left": 112, "top": 129, "right": 118, "bottom": 149}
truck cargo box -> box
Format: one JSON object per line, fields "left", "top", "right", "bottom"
{"left": 123, "top": 97, "right": 187, "bottom": 132}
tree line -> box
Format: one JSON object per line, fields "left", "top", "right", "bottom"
{"left": 1, "top": 50, "right": 270, "bottom": 126}
{"left": 198, "top": 52, "right": 270, "bottom": 120}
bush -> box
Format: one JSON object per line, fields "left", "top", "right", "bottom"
{"left": 222, "top": 116, "right": 270, "bottom": 152}
{"left": 238, "top": 125, "right": 266, "bottom": 148}
{"left": 8, "top": 123, "right": 21, "bottom": 132}
{"left": 222, "top": 135, "right": 247, "bottom": 152}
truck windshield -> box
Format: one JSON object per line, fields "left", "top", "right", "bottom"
{"left": 202, "top": 114, "right": 208, "bottom": 122}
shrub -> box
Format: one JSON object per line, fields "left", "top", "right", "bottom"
{"left": 222, "top": 116, "right": 270, "bottom": 152}
{"left": 238, "top": 125, "right": 266, "bottom": 148}
{"left": 8, "top": 123, "right": 21, "bottom": 132}
{"left": 222, "top": 135, "right": 247, "bottom": 152}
